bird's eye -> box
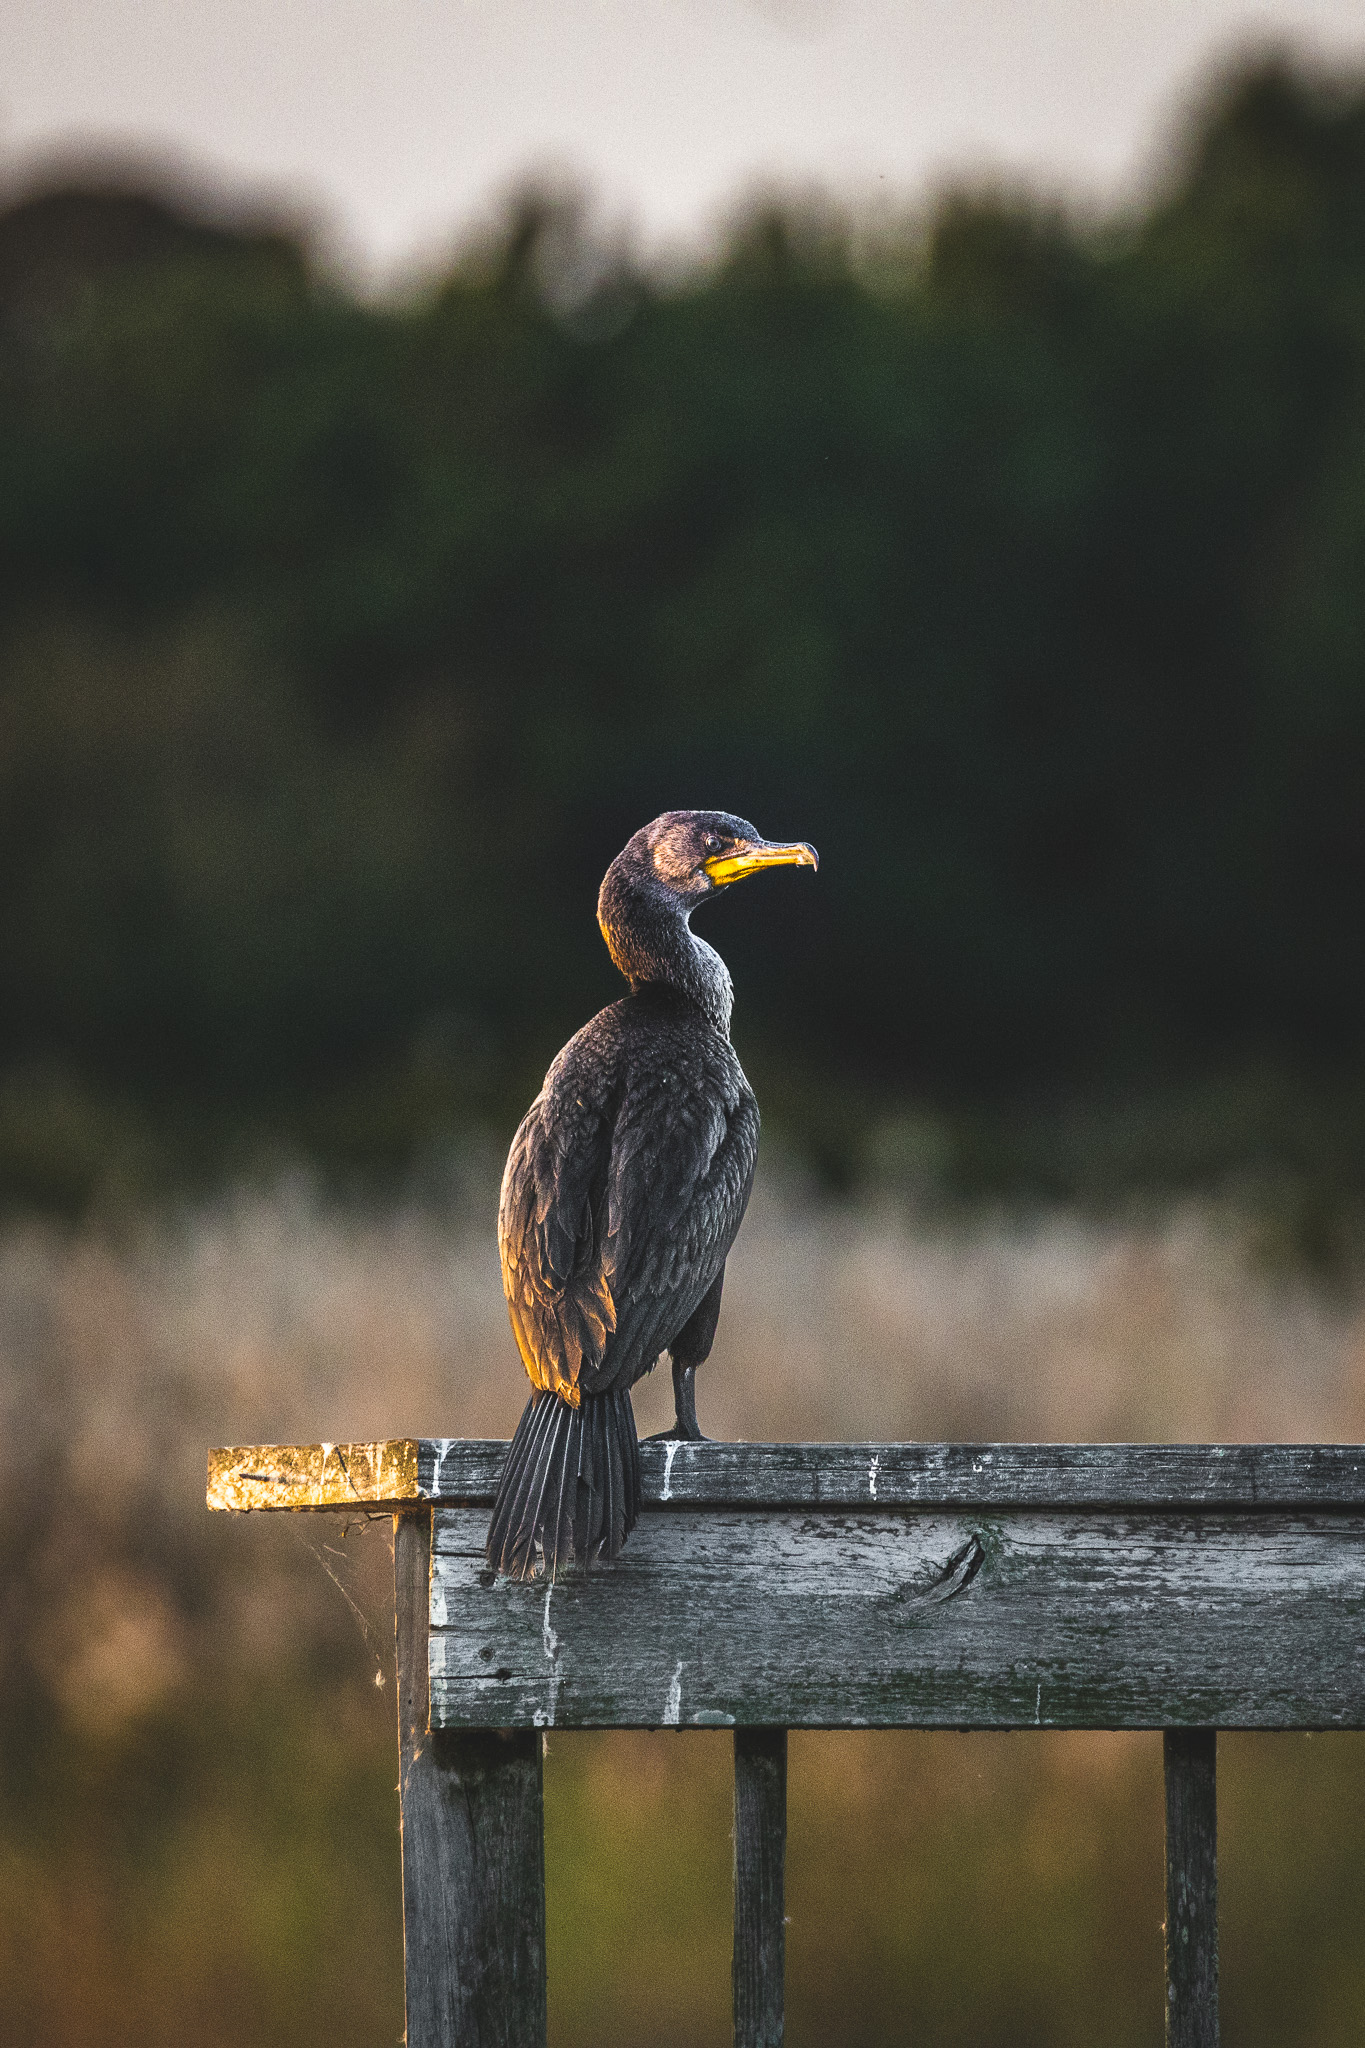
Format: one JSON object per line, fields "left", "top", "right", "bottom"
{"left": 703, "top": 833, "right": 720, "bottom": 852}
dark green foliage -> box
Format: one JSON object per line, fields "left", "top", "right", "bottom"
{"left": 5, "top": 55, "right": 1365, "bottom": 1193}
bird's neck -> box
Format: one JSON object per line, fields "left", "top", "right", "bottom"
{"left": 598, "top": 876, "right": 734, "bottom": 1038}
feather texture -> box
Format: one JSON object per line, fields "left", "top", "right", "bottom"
{"left": 488, "top": 990, "right": 758, "bottom": 1575}
{"left": 487, "top": 1387, "right": 639, "bottom": 1579}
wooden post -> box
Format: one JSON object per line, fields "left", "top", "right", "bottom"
{"left": 733, "top": 1726, "right": 787, "bottom": 2048}
{"left": 1164, "top": 1729, "right": 1218, "bottom": 2048}
{"left": 394, "top": 1508, "right": 547, "bottom": 2048}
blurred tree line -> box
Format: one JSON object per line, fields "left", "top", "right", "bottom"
{"left": 5, "top": 52, "right": 1365, "bottom": 1204}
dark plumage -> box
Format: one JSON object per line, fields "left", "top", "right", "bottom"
{"left": 487, "top": 809, "right": 817, "bottom": 1579}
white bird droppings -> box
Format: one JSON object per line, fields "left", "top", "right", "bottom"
{"left": 534, "top": 1584, "right": 563, "bottom": 1728}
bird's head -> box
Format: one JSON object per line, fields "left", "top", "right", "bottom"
{"left": 597, "top": 811, "right": 818, "bottom": 1030}
{"left": 612, "top": 810, "right": 819, "bottom": 914}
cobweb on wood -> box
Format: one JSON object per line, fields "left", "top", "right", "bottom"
{"left": 290, "top": 1512, "right": 395, "bottom": 1690}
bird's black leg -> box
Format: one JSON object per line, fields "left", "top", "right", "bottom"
{"left": 645, "top": 1264, "right": 725, "bottom": 1441}
{"left": 644, "top": 1355, "right": 706, "bottom": 1441}
{"left": 671, "top": 1355, "right": 703, "bottom": 1441}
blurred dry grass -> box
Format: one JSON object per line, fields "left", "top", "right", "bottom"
{"left": 2, "top": 1161, "right": 1365, "bottom": 2044}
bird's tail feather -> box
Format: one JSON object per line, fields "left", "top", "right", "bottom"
{"left": 486, "top": 1387, "right": 639, "bottom": 1579}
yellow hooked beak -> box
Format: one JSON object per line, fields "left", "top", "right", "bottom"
{"left": 704, "top": 839, "right": 820, "bottom": 887}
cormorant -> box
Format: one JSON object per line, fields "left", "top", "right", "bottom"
{"left": 487, "top": 810, "right": 818, "bottom": 1580}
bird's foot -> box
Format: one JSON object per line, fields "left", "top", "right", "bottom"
{"left": 644, "top": 1424, "right": 710, "bottom": 1443}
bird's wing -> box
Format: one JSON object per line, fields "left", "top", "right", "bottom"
{"left": 499, "top": 1076, "right": 619, "bottom": 1405}
{"left": 498, "top": 1028, "right": 759, "bottom": 1404}
{"left": 591, "top": 1060, "right": 758, "bottom": 1390}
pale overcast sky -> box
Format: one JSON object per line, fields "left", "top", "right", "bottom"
{"left": 5, "top": 1, "right": 1365, "bottom": 277}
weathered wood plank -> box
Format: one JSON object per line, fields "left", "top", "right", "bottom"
{"left": 429, "top": 1505, "right": 1365, "bottom": 1729}
{"left": 396, "top": 1509, "right": 547, "bottom": 2047}
{"left": 423, "top": 1437, "right": 1365, "bottom": 1509}
{"left": 733, "top": 1728, "right": 787, "bottom": 2048}
{"left": 208, "top": 1439, "right": 421, "bottom": 1510}
{"left": 210, "top": 1438, "right": 1365, "bottom": 1513}
{"left": 621, "top": 1439, "right": 1365, "bottom": 1512}
{"left": 1164, "top": 1730, "right": 1218, "bottom": 2047}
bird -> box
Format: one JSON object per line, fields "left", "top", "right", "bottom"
{"left": 486, "top": 809, "right": 818, "bottom": 1580}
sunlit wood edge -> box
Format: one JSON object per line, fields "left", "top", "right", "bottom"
{"left": 207, "top": 1438, "right": 423, "bottom": 1511}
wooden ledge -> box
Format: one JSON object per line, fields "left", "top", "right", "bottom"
{"left": 208, "top": 1437, "right": 1365, "bottom": 1514}
{"left": 208, "top": 1439, "right": 425, "bottom": 1512}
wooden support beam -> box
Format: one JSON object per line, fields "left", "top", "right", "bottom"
{"left": 733, "top": 1727, "right": 787, "bottom": 2048}
{"left": 1164, "top": 1729, "right": 1218, "bottom": 2048}
{"left": 395, "top": 1509, "right": 547, "bottom": 2048}
{"left": 429, "top": 1505, "right": 1365, "bottom": 1729}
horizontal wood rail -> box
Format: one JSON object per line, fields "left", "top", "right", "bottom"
{"left": 210, "top": 1436, "right": 1365, "bottom": 2045}
{"left": 209, "top": 1435, "right": 1365, "bottom": 1513}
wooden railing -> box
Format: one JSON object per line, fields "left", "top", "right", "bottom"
{"left": 208, "top": 1436, "right": 1365, "bottom": 2047}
